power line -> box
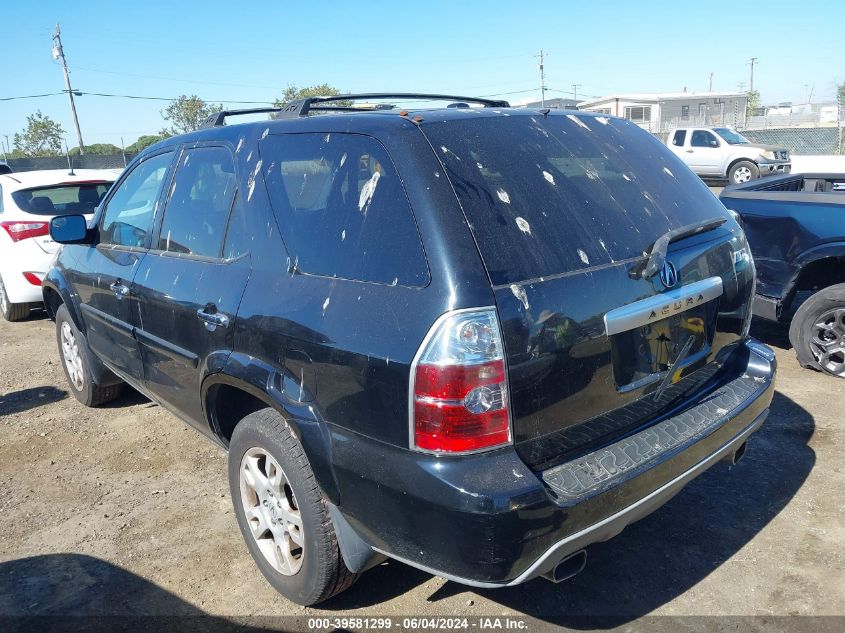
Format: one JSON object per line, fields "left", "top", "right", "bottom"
{"left": 77, "top": 91, "right": 275, "bottom": 104}
{"left": 66, "top": 63, "right": 282, "bottom": 90}
{"left": 0, "top": 92, "right": 64, "bottom": 101}
{"left": 546, "top": 87, "right": 601, "bottom": 99}
{"left": 0, "top": 90, "right": 275, "bottom": 105}
{"left": 477, "top": 88, "right": 540, "bottom": 97}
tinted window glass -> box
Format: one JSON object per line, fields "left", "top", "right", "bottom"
{"left": 691, "top": 130, "right": 717, "bottom": 147}
{"left": 260, "top": 133, "right": 428, "bottom": 286}
{"left": 423, "top": 113, "right": 729, "bottom": 285}
{"left": 672, "top": 130, "right": 687, "bottom": 146}
{"left": 158, "top": 147, "right": 236, "bottom": 257}
{"left": 12, "top": 183, "right": 112, "bottom": 215}
{"left": 101, "top": 152, "right": 172, "bottom": 247}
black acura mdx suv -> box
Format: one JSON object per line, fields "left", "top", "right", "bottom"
{"left": 44, "top": 94, "right": 776, "bottom": 605}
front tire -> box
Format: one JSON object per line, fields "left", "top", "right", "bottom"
{"left": 789, "top": 283, "right": 845, "bottom": 378}
{"left": 0, "top": 276, "right": 31, "bottom": 322}
{"left": 728, "top": 160, "right": 760, "bottom": 184}
{"left": 228, "top": 408, "right": 357, "bottom": 605}
{"left": 55, "top": 304, "right": 123, "bottom": 405}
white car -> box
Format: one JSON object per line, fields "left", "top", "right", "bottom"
{"left": 0, "top": 169, "right": 120, "bottom": 321}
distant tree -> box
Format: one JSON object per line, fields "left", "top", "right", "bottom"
{"left": 69, "top": 143, "right": 121, "bottom": 156}
{"left": 161, "top": 95, "right": 222, "bottom": 135}
{"left": 746, "top": 90, "right": 761, "bottom": 119}
{"left": 12, "top": 111, "right": 65, "bottom": 157}
{"left": 126, "top": 134, "right": 168, "bottom": 153}
{"left": 273, "top": 84, "right": 350, "bottom": 107}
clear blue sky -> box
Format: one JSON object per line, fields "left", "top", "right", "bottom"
{"left": 2, "top": 0, "right": 841, "bottom": 149}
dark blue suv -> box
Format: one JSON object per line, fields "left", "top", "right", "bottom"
{"left": 44, "top": 94, "right": 776, "bottom": 605}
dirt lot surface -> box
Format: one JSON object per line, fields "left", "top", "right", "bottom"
{"left": 1, "top": 309, "right": 843, "bottom": 627}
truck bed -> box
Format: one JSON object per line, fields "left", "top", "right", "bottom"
{"left": 719, "top": 173, "right": 845, "bottom": 322}
{"left": 721, "top": 173, "right": 845, "bottom": 198}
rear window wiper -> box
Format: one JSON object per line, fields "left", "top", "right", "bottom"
{"left": 629, "top": 216, "right": 727, "bottom": 279}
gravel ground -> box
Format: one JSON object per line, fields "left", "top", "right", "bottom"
{"left": 0, "top": 308, "right": 843, "bottom": 628}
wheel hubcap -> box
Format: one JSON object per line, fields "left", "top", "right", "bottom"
{"left": 734, "top": 166, "right": 752, "bottom": 183}
{"left": 239, "top": 447, "right": 304, "bottom": 576}
{"left": 0, "top": 281, "right": 8, "bottom": 314}
{"left": 60, "top": 322, "right": 85, "bottom": 391}
{"left": 810, "top": 307, "right": 845, "bottom": 376}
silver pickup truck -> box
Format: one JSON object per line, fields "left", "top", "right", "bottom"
{"left": 666, "top": 127, "right": 791, "bottom": 184}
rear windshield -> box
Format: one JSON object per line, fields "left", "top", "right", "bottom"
{"left": 423, "top": 113, "right": 727, "bottom": 285}
{"left": 11, "top": 182, "right": 112, "bottom": 216}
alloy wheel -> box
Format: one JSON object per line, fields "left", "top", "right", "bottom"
{"left": 810, "top": 307, "right": 845, "bottom": 376}
{"left": 733, "top": 166, "right": 752, "bottom": 183}
{"left": 239, "top": 447, "right": 305, "bottom": 576}
{"left": 60, "top": 321, "right": 85, "bottom": 391}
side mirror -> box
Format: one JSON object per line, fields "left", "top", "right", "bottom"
{"left": 50, "top": 214, "right": 89, "bottom": 244}
{"left": 709, "top": 140, "right": 719, "bottom": 148}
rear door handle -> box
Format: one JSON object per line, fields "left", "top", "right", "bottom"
{"left": 109, "top": 280, "right": 129, "bottom": 299}
{"left": 686, "top": 149, "right": 694, "bottom": 153}
{"left": 196, "top": 305, "right": 230, "bottom": 331}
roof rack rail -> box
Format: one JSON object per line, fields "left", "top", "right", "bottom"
{"left": 277, "top": 93, "right": 510, "bottom": 118}
{"left": 200, "top": 94, "right": 511, "bottom": 127}
{"left": 201, "top": 107, "right": 283, "bottom": 129}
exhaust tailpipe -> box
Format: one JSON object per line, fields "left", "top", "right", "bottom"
{"left": 541, "top": 549, "right": 587, "bottom": 583}
{"left": 723, "top": 440, "right": 748, "bottom": 466}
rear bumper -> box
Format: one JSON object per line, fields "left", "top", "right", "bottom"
{"left": 0, "top": 238, "right": 52, "bottom": 304}
{"left": 330, "top": 339, "right": 776, "bottom": 586}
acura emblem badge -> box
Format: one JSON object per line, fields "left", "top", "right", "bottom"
{"left": 659, "top": 261, "right": 678, "bottom": 289}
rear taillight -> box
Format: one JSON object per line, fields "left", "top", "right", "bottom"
{"left": 23, "top": 272, "right": 43, "bottom": 286}
{"left": 1, "top": 221, "right": 49, "bottom": 242}
{"left": 411, "top": 308, "right": 512, "bottom": 453}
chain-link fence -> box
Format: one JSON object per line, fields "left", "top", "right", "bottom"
{"left": 741, "top": 127, "right": 842, "bottom": 155}
{"left": 4, "top": 153, "right": 134, "bottom": 172}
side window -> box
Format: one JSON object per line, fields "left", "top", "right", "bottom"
{"left": 158, "top": 146, "right": 236, "bottom": 257}
{"left": 260, "top": 133, "right": 429, "bottom": 286}
{"left": 672, "top": 130, "right": 687, "bottom": 146}
{"left": 691, "top": 130, "right": 718, "bottom": 148}
{"left": 100, "top": 152, "right": 173, "bottom": 247}
{"left": 0, "top": 184, "right": 4, "bottom": 213}
{"left": 223, "top": 198, "right": 249, "bottom": 260}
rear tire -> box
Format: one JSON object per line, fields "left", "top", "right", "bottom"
{"left": 228, "top": 408, "right": 357, "bottom": 605}
{"left": 55, "top": 304, "right": 123, "bottom": 405}
{"left": 789, "top": 283, "right": 845, "bottom": 378}
{"left": 0, "top": 276, "right": 31, "bottom": 322}
{"left": 728, "top": 160, "right": 760, "bottom": 184}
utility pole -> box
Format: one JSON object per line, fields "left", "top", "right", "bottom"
{"left": 571, "top": 83, "right": 581, "bottom": 104}
{"left": 748, "top": 57, "right": 758, "bottom": 93}
{"left": 737, "top": 81, "right": 746, "bottom": 93}
{"left": 709, "top": 72, "right": 714, "bottom": 92}
{"left": 52, "top": 23, "right": 84, "bottom": 155}
{"left": 535, "top": 49, "right": 547, "bottom": 108}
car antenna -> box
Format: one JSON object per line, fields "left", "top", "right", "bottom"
{"left": 65, "top": 142, "right": 75, "bottom": 176}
